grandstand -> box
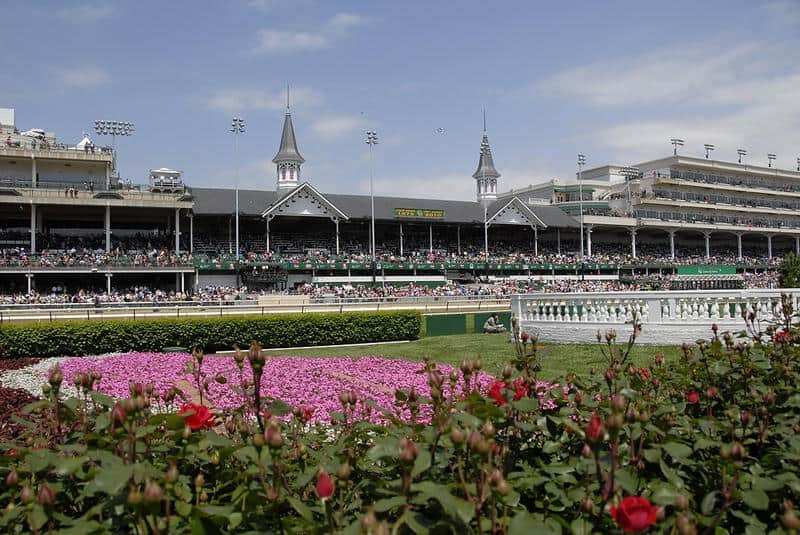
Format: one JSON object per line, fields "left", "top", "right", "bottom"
{"left": 0, "top": 104, "right": 792, "bottom": 298}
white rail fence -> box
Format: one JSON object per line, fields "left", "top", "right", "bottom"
{"left": 512, "top": 290, "right": 798, "bottom": 345}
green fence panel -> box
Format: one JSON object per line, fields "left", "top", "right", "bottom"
{"left": 424, "top": 314, "right": 469, "bottom": 337}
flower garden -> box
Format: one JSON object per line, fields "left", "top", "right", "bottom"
{"left": 1, "top": 301, "right": 800, "bottom": 533}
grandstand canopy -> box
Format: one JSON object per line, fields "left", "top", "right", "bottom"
{"left": 192, "top": 187, "right": 578, "bottom": 228}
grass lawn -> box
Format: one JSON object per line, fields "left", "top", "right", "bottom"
{"left": 263, "top": 334, "right": 683, "bottom": 381}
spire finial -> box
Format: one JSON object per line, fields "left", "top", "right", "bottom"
{"left": 286, "top": 83, "right": 290, "bottom": 111}
{"left": 482, "top": 107, "right": 486, "bottom": 133}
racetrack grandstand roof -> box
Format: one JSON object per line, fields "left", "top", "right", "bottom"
{"left": 190, "top": 187, "right": 578, "bottom": 228}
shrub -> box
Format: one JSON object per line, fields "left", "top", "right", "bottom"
{"left": 0, "top": 311, "right": 421, "bottom": 357}
{"left": 779, "top": 253, "right": 800, "bottom": 288}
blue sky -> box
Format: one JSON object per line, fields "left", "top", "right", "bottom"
{"left": 2, "top": 0, "right": 799, "bottom": 200}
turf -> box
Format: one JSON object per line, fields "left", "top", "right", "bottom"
{"left": 263, "top": 334, "right": 683, "bottom": 382}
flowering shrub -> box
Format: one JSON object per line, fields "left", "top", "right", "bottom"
{"left": 1, "top": 298, "right": 800, "bottom": 533}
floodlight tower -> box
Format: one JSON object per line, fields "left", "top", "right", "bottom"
{"left": 768, "top": 153, "right": 777, "bottom": 168}
{"left": 366, "top": 130, "right": 379, "bottom": 284}
{"left": 94, "top": 120, "right": 135, "bottom": 183}
{"left": 796, "top": 157, "right": 800, "bottom": 172}
{"left": 703, "top": 144, "right": 715, "bottom": 159}
{"left": 670, "top": 138, "right": 684, "bottom": 156}
{"left": 577, "top": 153, "right": 587, "bottom": 259}
{"left": 737, "top": 149, "right": 747, "bottom": 164}
{"left": 230, "top": 116, "right": 245, "bottom": 260}
{"left": 619, "top": 166, "right": 641, "bottom": 216}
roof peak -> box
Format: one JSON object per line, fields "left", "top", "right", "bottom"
{"left": 472, "top": 129, "right": 500, "bottom": 179}
{"left": 272, "top": 107, "right": 304, "bottom": 164}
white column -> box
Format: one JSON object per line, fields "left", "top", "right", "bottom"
{"left": 767, "top": 234, "right": 773, "bottom": 259}
{"left": 704, "top": 232, "right": 711, "bottom": 259}
{"left": 400, "top": 224, "right": 404, "bottom": 256}
{"left": 180, "top": 272, "right": 185, "bottom": 293}
{"left": 669, "top": 230, "right": 676, "bottom": 260}
{"left": 557, "top": 228, "right": 561, "bottom": 255}
{"left": 189, "top": 214, "right": 194, "bottom": 254}
{"left": 106, "top": 273, "right": 112, "bottom": 294}
{"left": 175, "top": 209, "right": 180, "bottom": 254}
{"left": 586, "top": 225, "right": 592, "bottom": 257}
{"left": 335, "top": 219, "right": 340, "bottom": 255}
{"left": 105, "top": 162, "right": 111, "bottom": 190}
{"left": 429, "top": 224, "right": 433, "bottom": 253}
{"left": 630, "top": 228, "right": 637, "bottom": 259}
{"left": 533, "top": 226, "right": 538, "bottom": 256}
{"left": 30, "top": 205, "right": 36, "bottom": 253}
{"left": 31, "top": 157, "right": 37, "bottom": 187}
{"left": 738, "top": 233, "right": 743, "bottom": 260}
{"left": 105, "top": 205, "right": 111, "bottom": 253}
{"left": 266, "top": 218, "right": 271, "bottom": 252}
{"left": 26, "top": 274, "right": 33, "bottom": 294}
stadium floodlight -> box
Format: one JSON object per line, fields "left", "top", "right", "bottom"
{"left": 737, "top": 149, "right": 747, "bottom": 164}
{"left": 670, "top": 138, "right": 684, "bottom": 156}
{"left": 94, "top": 119, "right": 135, "bottom": 177}
{"left": 366, "top": 130, "right": 379, "bottom": 284}
{"left": 703, "top": 144, "right": 715, "bottom": 159}
{"left": 577, "top": 153, "right": 587, "bottom": 260}
{"left": 796, "top": 157, "right": 800, "bottom": 172}
{"left": 230, "top": 117, "right": 246, "bottom": 259}
{"left": 768, "top": 153, "right": 777, "bottom": 168}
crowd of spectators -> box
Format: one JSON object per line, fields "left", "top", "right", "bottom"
{"left": 0, "top": 285, "right": 246, "bottom": 306}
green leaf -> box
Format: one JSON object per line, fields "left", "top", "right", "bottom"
{"left": 266, "top": 400, "right": 291, "bottom": 416}
{"left": 411, "top": 447, "right": 432, "bottom": 478}
{"left": 286, "top": 496, "right": 314, "bottom": 522}
{"left": 662, "top": 442, "right": 693, "bottom": 461}
{"left": 508, "top": 512, "right": 561, "bottom": 535}
{"left": 91, "top": 463, "right": 133, "bottom": 495}
{"left": 570, "top": 518, "right": 593, "bottom": 535}
{"left": 412, "top": 481, "right": 473, "bottom": 524}
{"left": 701, "top": 491, "right": 720, "bottom": 516}
{"left": 374, "top": 495, "right": 408, "bottom": 512}
{"left": 741, "top": 489, "right": 769, "bottom": 511}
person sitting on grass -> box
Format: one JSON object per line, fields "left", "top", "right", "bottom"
{"left": 483, "top": 313, "right": 506, "bottom": 333}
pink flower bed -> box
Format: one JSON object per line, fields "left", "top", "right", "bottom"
{"left": 55, "top": 353, "right": 486, "bottom": 423}
{"left": 56, "top": 352, "right": 563, "bottom": 423}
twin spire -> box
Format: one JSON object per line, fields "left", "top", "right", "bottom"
{"left": 273, "top": 85, "right": 304, "bottom": 191}
{"left": 473, "top": 108, "right": 500, "bottom": 202}
{"left": 270, "top": 91, "right": 499, "bottom": 201}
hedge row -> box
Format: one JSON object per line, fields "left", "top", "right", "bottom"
{"left": 0, "top": 311, "right": 421, "bottom": 358}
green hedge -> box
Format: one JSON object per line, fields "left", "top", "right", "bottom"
{"left": 0, "top": 311, "right": 421, "bottom": 358}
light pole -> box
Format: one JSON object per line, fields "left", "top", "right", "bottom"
{"left": 577, "top": 153, "right": 586, "bottom": 259}
{"left": 481, "top": 138, "right": 490, "bottom": 262}
{"left": 737, "top": 149, "right": 747, "bottom": 164}
{"left": 670, "top": 138, "right": 684, "bottom": 156}
{"left": 94, "top": 120, "right": 134, "bottom": 183}
{"left": 796, "top": 157, "right": 800, "bottom": 172}
{"left": 703, "top": 144, "right": 715, "bottom": 159}
{"left": 768, "top": 153, "right": 776, "bottom": 168}
{"left": 366, "top": 130, "right": 379, "bottom": 284}
{"left": 619, "top": 166, "right": 641, "bottom": 216}
{"left": 230, "top": 117, "right": 245, "bottom": 260}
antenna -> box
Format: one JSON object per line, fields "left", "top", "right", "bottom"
{"left": 482, "top": 108, "right": 486, "bottom": 133}
{"left": 286, "top": 84, "right": 290, "bottom": 110}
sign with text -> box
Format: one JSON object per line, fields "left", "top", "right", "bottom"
{"left": 676, "top": 265, "right": 736, "bottom": 275}
{"left": 393, "top": 207, "right": 445, "bottom": 219}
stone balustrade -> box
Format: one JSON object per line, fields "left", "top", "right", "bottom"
{"left": 512, "top": 289, "right": 798, "bottom": 345}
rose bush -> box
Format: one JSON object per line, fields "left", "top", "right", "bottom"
{"left": 0, "top": 297, "right": 799, "bottom": 533}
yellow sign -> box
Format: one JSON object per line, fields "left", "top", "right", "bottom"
{"left": 393, "top": 208, "right": 445, "bottom": 219}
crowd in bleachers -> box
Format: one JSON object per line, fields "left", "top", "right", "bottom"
{"left": 0, "top": 285, "right": 246, "bottom": 306}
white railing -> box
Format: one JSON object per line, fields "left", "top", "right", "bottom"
{"left": 512, "top": 289, "right": 799, "bottom": 344}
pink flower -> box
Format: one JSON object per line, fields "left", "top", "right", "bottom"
{"left": 686, "top": 391, "right": 700, "bottom": 405}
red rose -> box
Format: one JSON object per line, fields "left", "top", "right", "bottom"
{"left": 316, "top": 469, "right": 334, "bottom": 500}
{"left": 610, "top": 495, "right": 658, "bottom": 533}
{"left": 585, "top": 414, "right": 605, "bottom": 444}
{"left": 775, "top": 330, "right": 790, "bottom": 343}
{"left": 686, "top": 391, "right": 700, "bottom": 404}
{"left": 488, "top": 381, "right": 507, "bottom": 405}
{"left": 179, "top": 403, "right": 215, "bottom": 430}
{"left": 637, "top": 368, "right": 650, "bottom": 380}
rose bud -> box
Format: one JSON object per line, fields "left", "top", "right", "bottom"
{"left": 165, "top": 464, "right": 179, "bottom": 484}
{"left": 194, "top": 474, "right": 205, "bottom": 488}
{"left": 20, "top": 486, "right": 34, "bottom": 504}
{"left": 495, "top": 479, "right": 509, "bottom": 495}
{"left": 48, "top": 367, "right": 63, "bottom": 387}
{"left": 585, "top": 415, "right": 605, "bottom": 445}
{"left": 143, "top": 481, "right": 164, "bottom": 504}
{"left": 399, "top": 439, "right": 418, "bottom": 463}
{"left": 731, "top": 442, "right": 746, "bottom": 461}
{"left": 336, "top": 463, "right": 351, "bottom": 481}
{"left": 706, "top": 386, "right": 718, "bottom": 399}
{"left": 450, "top": 428, "right": 465, "bottom": 444}
{"left": 582, "top": 444, "right": 593, "bottom": 458}
{"left": 580, "top": 498, "right": 594, "bottom": 513}
{"left": 5, "top": 471, "right": 18, "bottom": 488}
{"left": 316, "top": 469, "right": 334, "bottom": 500}
{"left": 502, "top": 364, "right": 513, "bottom": 380}
{"left": 251, "top": 434, "right": 265, "bottom": 448}
{"left": 675, "top": 495, "right": 689, "bottom": 511}
{"left": 467, "top": 431, "right": 483, "bottom": 451}
{"left": 265, "top": 426, "right": 284, "bottom": 449}
{"left": 783, "top": 510, "right": 800, "bottom": 530}
{"left": 361, "top": 508, "right": 378, "bottom": 532}
{"left": 110, "top": 404, "right": 127, "bottom": 426}
{"left": 611, "top": 395, "right": 627, "bottom": 412}
{"left": 481, "top": 420, "right": 496, "bottom": 438}
{"left": 35, "top": 484, "right": 54, "bottom": 507}
{"left": 127, "top": 488, "right": 143, "bottom": 505}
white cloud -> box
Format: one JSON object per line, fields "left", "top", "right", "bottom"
{"left": 204, "top": 87, "right": 321, "bottom": 113}
{"left": 58, "top": 66, "right": 110, "bottom": 88}
{"left": 766, "top": 0, "right": 800, "bottom": 26}
{"left": 537, "top": 38, "right": 800, "bottom": 169}
{"left": 56, "top": 3, "right": 114, "bottom": 24}
{"left": 252, "top": 12, "right": 367, "bottom": 53}
{"left": 310, "top": 115, "right": 366, "bottom": 140}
